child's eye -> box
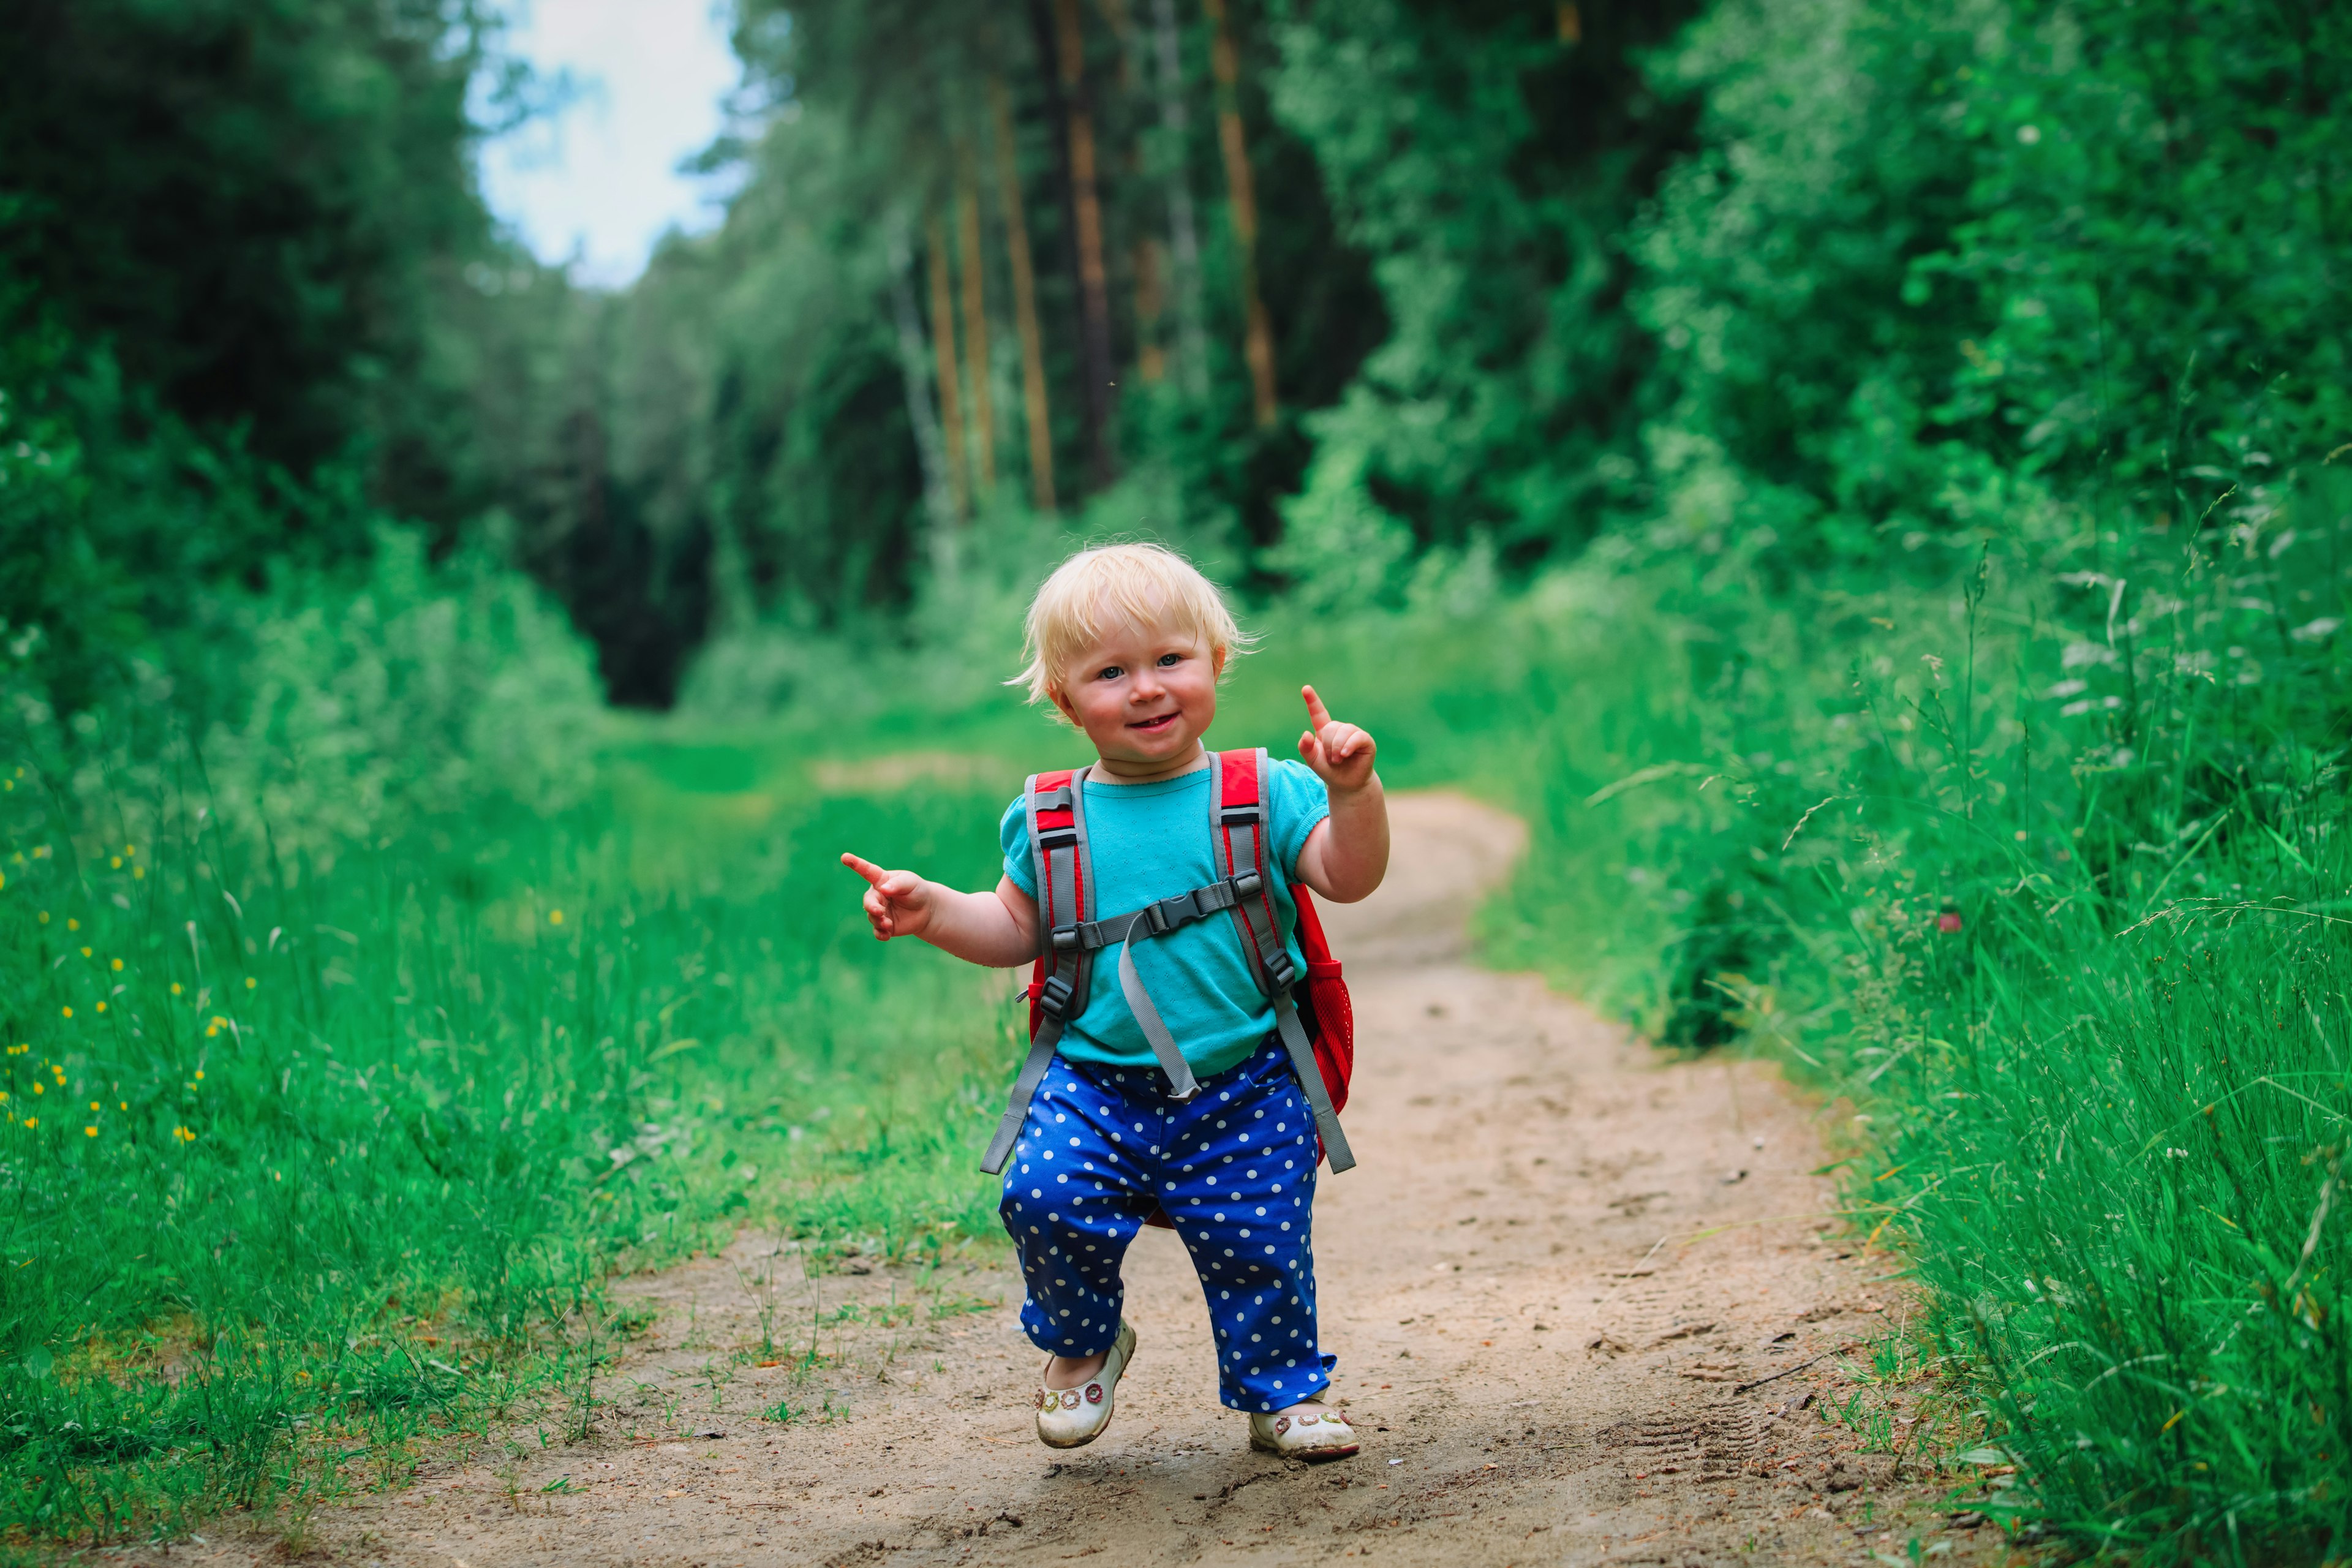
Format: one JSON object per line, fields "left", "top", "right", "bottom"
{"left": 1156, "top": 652, "right": 1183, "bottom": 667}
{"left": 1096, "top": 665, "right": 1123, "bottom": 682}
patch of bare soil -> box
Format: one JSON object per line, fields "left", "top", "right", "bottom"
{"left": 153, "top": 794, "right": 2024, "bottom": 1568}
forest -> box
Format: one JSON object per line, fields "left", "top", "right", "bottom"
{"left": 2, "top": 0, "right": 2348, "bottom": 1560}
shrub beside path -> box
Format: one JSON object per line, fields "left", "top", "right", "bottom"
{"left": 172, "top": 794, "right": 2020, "bottom": 1567}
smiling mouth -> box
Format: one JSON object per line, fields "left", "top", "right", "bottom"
{"left": 1128, "top": 712, "right": 1179, "bottom": 733}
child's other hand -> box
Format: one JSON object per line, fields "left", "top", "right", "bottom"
{"left": 1297, "top": 685, "right": 1378, "bottom": 794}
{"left": 840, "top": 853, "right": 933, "bottom": 941}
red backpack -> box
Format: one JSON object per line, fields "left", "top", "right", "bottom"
{"left": 978, "top": 748, "right": 1356, "bottom": 1188}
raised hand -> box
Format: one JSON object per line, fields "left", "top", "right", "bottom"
{"left": 1297, "top": 685, "right": 1378, "bottom": 794}
{"left": 840, "top": 852, "right": 934, "bottom": 941}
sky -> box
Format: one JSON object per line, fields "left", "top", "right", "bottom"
{"left": 478, "top": 0, "right": 745, "bottom": 288}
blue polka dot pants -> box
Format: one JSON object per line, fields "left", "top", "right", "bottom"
{"left": 998, "top": 1036, "right": 1333, "bottom": 1414}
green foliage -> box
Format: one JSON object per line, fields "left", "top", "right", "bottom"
{"left": 1637, "top": 0, "right": 2352, "bottom": 560}
{"left": 1268, "top": 0, "right": 1701, "bottom": 565}
{"left": 0, "top": 0, "right": 515, "bottom": 510}
{"left": 0, "top": 282, "right": 360, "bottom": 723}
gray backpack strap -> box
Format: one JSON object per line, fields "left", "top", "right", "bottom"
{"left": 1214, "top": 748, "right": 1355, "bottom": 1174}
{"left": 981, "top": 767, "right": 1092, "bottom": 1174}
{"left": 1106, "top": 754, "right": 1205, "bottom": 1102}
{"left": 1115, "top": 920, "right": 1206, "bottom": 1103}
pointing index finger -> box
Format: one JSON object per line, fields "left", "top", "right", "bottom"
{"left": 1301, "top": 684, "right": 1334, "bottom": 732}
{"left": 839, "top": 852, "right": 890, "bottom": 888}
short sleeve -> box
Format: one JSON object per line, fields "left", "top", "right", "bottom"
{"left": 1000, "top": 794, "right": 1038, "bottom": 895}
{"left": 1264, "top": 757, "right": 1331, "bottom": 881}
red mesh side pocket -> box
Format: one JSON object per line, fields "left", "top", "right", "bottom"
{"left": 1294, "top": 960, "right": 1354, "bottom": 1116}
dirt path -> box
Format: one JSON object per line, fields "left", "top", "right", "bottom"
{"left": 175, "top": 795, "right": 2017, "bottom": 1567}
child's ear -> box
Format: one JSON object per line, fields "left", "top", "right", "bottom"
{"left": 1212, "top": 644, "right": 1228, "bottom": 679}
{"left": 1047, "top": 682, "right": 1080, "bottom": 727}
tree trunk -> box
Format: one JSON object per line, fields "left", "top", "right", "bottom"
{"left": 886, "top": 221, "right": 958, "bottom": 554}
{"left": 1034, "top": 0, "right": 1119, "bottom": 489}
{"left": 954, "top": 143, "right": 997, "bottom": 496}
{"left": 1150, "top": 0, "right": 1210, "bottom": 398}
{"left": 925, "top": 209, "right": 970, "bottom": 522}
{"left": 1093, "top": 0, "right": 1166, "bottom": 388}
{"left": 1203, "top": 0, "right": 1276, "bottom": 428}
{"left": 990, "top": 75, "right": 1058, "bottom": 514}
{"left": 1134, "top": 237, "right": 1167, "bottom": 383}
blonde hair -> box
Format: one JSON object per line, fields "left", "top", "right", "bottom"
{"left": 1011, "top": 542, "right": 1254, "bottom": 707}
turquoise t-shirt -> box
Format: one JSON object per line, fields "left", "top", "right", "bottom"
{"left": 1001, "top": 755, "right": 1330, "bottom": 1079}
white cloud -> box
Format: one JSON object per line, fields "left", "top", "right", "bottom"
{"left": 480, "top": 0, "right": 742, "bottom": 288}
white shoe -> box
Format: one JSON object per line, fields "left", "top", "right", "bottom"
{"left": 1033, "top": 1320, "right": 1137, "bottom": 1449}
{"left": 1249, "top": 1402, "right": 1359, "bottom": 1461}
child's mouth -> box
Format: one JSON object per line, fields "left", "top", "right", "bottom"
{"left": 1128, "top": 712, "right": 1179, "bottom": 734}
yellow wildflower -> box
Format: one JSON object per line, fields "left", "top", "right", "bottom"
{"left": 36, "top": 911, "right": 47, "bottom": 924}
{"left": 204, "top": 1025, "right": 218, "bottom": 1038}
{"left": 65, "top": 915, "right": 75, "bottom": 929}
{"left": 244, "top": 976, "right": 257, "bottom": 990}
{"left": 108, "top": 856, "right": 121, "bottom": 870}
{"left": 83, "top": 1126, "right": 95, "bottom": 1138}
{"left": 173, "top": 1126, "right": 194, "bottom": 1144}
{"left": 550, "top": 909, "right": 565, "bottom": 925}
{"left": 23, "top": 1118, "right": 36, "bottom": 1130}
{"left": 59, "top": 1006, "right": 70, "bottom": 1019}
{"left": 94, "top": 1002, "right": 105, "bottom": 1014}
{"left": 170, "top": 982, "right": 182, "bottom": 996}
{"left": 194, "top": 1070, "right": 204, "bottom": 1081}
{"left": 132, "top": 867, "right": 144, "bottom": 880}
{"left": 31, "top": 1084, "right": 42, "bottom": 1096}
{"left": 78, "top": 946, "right": 90, "bottom": 958}
{"left": 110, "top": 958, "right": 123, "bottom": 971}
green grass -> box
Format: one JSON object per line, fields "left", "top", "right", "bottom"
{"left": 0, "top": 742, "right": 1026, "bottom": 1543}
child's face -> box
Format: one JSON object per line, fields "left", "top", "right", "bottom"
{"left": 1050, "top": 611, "right": 1223, "bottom": 772}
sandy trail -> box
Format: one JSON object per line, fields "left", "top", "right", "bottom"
{"left": 170, "top": 794, "right": 2013, "bottom": 1567}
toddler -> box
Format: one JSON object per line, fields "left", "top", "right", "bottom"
{"left": 841, "top": 543, "right": 1388, "bottom": 1460}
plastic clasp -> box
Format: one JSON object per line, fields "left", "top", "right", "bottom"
{"left": 1050, "top": 924, "right": 1082, "bottom": 952}
{"left": 1231, "top": 870, "right": 1264, "bottom": 898}
{"left": 1039, "top": 973, "right": 1077, "bottom": 1020}
{"left": 1264, "top": 951, "right": 1298, "bottom": 990}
